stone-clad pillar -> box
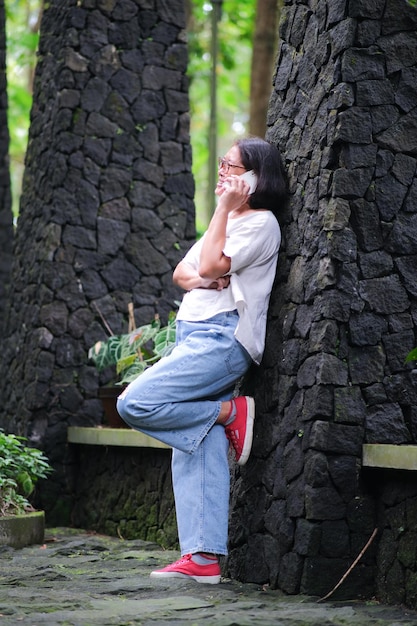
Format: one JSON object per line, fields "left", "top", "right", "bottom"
{"left": 0, "top": 0, "right": 13, "bottom": 336}
{"left": 0, "top": 0, "right": 194, "bottom": 522}
{"left": 228, "top": 0, "right": 417, "bottom": 600}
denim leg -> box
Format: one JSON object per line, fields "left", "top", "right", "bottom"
{"left": 172, "top": 420, "right": 231, "bottom": 556}
{"left": 117, "top": 312, "right": 251, "bottom": 453}
{"left": 116, "top": 311, "right": 252, "bottom": 556}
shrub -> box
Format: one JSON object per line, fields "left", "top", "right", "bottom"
{"left": 0, "top": 430, "right": 52, "bottom": 516}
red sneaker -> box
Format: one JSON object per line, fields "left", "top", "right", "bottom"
{"left": 225, "top": 396, "right": 255, "bottom": 466}
{"left": 150, "top": 554, "right": 221, "bottom": 584}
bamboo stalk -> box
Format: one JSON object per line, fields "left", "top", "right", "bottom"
{"left": 128, "top": 302, "right": 136, "bottom": 333}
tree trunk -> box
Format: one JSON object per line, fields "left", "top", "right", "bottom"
{"left": 249, "top": 0, "right": 280, "bottom": 138}
{"left": 0, "top": 0, "right": 13, "bottom": 336}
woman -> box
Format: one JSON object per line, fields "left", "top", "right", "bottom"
{"left": 117, "top": 136, "right": 289, "bottom": 584}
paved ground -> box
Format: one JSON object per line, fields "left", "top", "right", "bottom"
{"left": 1, "top": 528, "right": 417, "bottom": 626}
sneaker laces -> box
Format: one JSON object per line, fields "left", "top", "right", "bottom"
{"left": 225, "top": 427, "right": 243, "bottom": 459}
{"left": 177, "top": 554, "right": 192, "bottom": 564}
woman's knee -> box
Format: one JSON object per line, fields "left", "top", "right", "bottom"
{"left": 116, "top": 389, "right": 154, "bottom": 427}
{"left": 116, "top": 393, "right": 130, "bottom": 422}
{"left": 116, "top": 392, "right": 141, "bottom": 424}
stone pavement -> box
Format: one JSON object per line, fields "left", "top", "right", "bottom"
{"left": 1, "top": 529, "right": 417, "bottom": 626}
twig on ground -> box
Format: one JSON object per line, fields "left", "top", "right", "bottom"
{"left": 317, "top": 527, "right": 379, "bottom": 603}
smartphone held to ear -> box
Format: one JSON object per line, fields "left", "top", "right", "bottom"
{"left": 222, "top": 169, "right": 258, "bottom": 194}
{"left": 240, "top": 170, "right": 258, "bottom": 194}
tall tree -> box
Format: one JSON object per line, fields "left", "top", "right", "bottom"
{"left": 249, "top": 0, "right": 280, "bottom": 138}
{"left": 187, "top": 1, "right": 255, "bottom": 226}
{"left": 0, "top": 0, "right": 13, "bottom": 336}
{"left": 5, "top": 0, "right": 41, "bottom": 216}
{"left": 187, "top": 0, "right": 281, "bottom": 225}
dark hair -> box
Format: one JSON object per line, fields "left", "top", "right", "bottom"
{"left": 235, "top": 137, "right": 289, "bottom": 218}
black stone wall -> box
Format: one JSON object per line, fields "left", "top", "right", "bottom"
{"left": 0, "top": 0, "right": 194, "bottom": 523}
{"left": 71, "top": 446, "right": 177, "bottom": 549}
{"left": 228, "top": 0, "right": 417, "bottom": 604}
{"left": 368, "top": 468, "right": 417, "bottom": 608}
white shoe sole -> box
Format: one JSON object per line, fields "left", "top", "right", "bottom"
{"left": 150, "top": 571, "right": 221, "bottom": 584}
{"left": 237, "top": 396, "right": 255, "bottom": 466}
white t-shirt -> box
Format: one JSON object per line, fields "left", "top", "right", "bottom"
{"left": 176, "top": 210, "right": 281, "bottom": 364}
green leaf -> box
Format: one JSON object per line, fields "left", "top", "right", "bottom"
{"left": 153, "top": 317, "right": 176, "bottom": 359}
{"left": 17, "top": 471, "right": 34, "bottom": 496}
{"left": 405, "top": 347, "right": 417, "bottom": 363}
{"left": 119, "top": 360, "right": 148, "bottom": 385}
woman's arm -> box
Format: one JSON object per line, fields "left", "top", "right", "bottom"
{"left": 199, "top": 177, "right": 249, "bottom": 279}
{"left": 173, "top": 261, "right": 230, "bottom": 291}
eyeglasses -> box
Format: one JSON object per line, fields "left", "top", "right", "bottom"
{"left": 218, "top": 157, "right": 246, "bottom": 173}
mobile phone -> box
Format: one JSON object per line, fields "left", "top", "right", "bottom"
{"left": 240, "top": 170, "right": 258, "bottom": 194}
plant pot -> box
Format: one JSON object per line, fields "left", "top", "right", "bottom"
{"left": 98, "top": 386, "right": 127, "bottom": 428}
{"left": 0, "top": 511, "right": 45, "bottom": 548}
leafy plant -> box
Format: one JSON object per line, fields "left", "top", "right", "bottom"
{"left": 405, "top": 347, "right": 417, "bottom": 366}
{"left": 0, "top": 430, "right": 52, "bottom": 516}
{"left": 89, "top": 312, "right": 177, "bottom": 385}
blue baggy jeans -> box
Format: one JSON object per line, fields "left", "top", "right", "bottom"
{"left": 116, "top": 310, "right": 252, "bottom": 555}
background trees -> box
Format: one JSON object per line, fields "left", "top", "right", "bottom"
{"left": 5, "top": 0, "right": 39, "bottom": 216}
{"left": 187, "top": 0, "right": 280, "bottom": 227}
{"left": 249, "top": 0, "right": 280, "bottom": 137}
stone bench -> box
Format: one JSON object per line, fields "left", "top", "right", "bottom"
{"left": 67, "top": 427, "right": 175, "bottom": 542}
{"left": 67, "top": 426, "right": 170, "bottom": 449}
{"left": 362, "top": 444, "right": 417, "bottom": 471}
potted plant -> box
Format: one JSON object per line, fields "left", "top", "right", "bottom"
{"left": 88, "top": 310, "right": 177, "bottom": 427}
{"left": 0, "top": 429, "right": 52, "bottom": 548}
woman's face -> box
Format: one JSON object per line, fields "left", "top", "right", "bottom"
{"left": 215, "top": 145, "right": 246, "bottom": 195}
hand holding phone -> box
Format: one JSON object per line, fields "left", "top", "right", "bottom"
{"left": 239, "top": 170, "right": 258, "bottom": 194}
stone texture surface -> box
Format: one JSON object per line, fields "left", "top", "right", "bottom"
{"left": 0, "top": 511, "right": 45, "bottom": 549}
{"left": 228, "top": 0, "right": 417, "bottom": 607}
{"left": 70, "top": 444, "right": 177, "bottom": 549}
{"left": 373, "top": 470, "right": 417, "bottom": 608}
{"left": 1, "top": 528, "right": 417, "bottom": 626}
{"left": 0, "top": 0, "right": 194, "bottom": 523}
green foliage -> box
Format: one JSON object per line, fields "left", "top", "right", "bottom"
{"left": 89, "top": 313, "right": 177, "bottom": 385}
{"left": 188, "top": 0, "right": 255, "bottom": 228}
{"left": 5, "top": 0, "right": 40, "bottom": 216}
{"left": 405, "top": 347, "right": 417, "bottom": 364}
{"left": 0, "top": 430, "right": 52, "bottom": 516}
